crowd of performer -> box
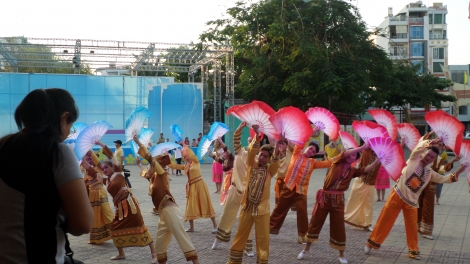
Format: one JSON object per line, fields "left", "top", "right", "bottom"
{"left": 76, "top": 124, "right": 465, "bottom": 264}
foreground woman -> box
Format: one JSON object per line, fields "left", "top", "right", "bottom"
{"left": 101, "top": 161, "right": 157, "bottom": 263}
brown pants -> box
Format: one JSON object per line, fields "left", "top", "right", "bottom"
{"left": 417, "top": 182, "right": 436, "bottom": 235}
{"left": 305, "top": 193, "right": 346, "bottom": 250}
{"left": 270, "top": 185, "right": 308, "bottom": 242}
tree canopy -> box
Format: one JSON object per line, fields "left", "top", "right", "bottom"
{"left": 199, "top": 0, "right": 455, "bottom": 114}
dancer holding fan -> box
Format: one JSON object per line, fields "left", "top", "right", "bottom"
{"left": 208, "top": 137, "right": 235, "bottom": 205}
{"left": 211, "top": 140, "right": 224, "bottom": 194}
{"left": 226, "top": 125, "right": 281, "bottom": 264}
{"left": 81, "top": 151, "right": 114, "bottom": 244}
{"left": 298, "top": 143, "right": 381, "bottom": 264}
{"left": 167, "top": 144, "right": 217, "bottom": 233}
{"left": 211, "top": 122, "right": 255, "bottom": 257}
{"left": 365, "top": 137, "right": 466, "bottom": 260}
{"left": 417, "top": 132, "right": 461, "bottom": 240}
{"left": 134, "top": 136, "right": 199, "bottom": 264}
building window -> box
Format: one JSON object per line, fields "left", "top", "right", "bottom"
{"left": 433, "top": 62, "right": 444, "bottom": 72}
{"left": 459, "top": 106, "right": 468, "bottom": 115}
{"left": 433, "top": 48, "right": 445, "bottom": 59}
{"left": 410, "top": 26, "right": 424, "bottom": 39}
{"left": 434, "top": 14, "right": 443, "bottom": 24}
{"left": 410, "top": 43, "right": 424, "bottom": 56}
{"left": 411, "top": 60, "right": 424, "bottom": 73}
{"left": 452, "top": 71, "right": 465, "bottom": 84}
{"left": 429, "top": 14, "right": 433, "bottom": 24}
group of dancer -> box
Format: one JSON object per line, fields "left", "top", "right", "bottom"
{"left": 80, "top": 122, "right": 466, "bottom": 264}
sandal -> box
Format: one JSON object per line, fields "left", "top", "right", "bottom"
{"left": 185, "top": 228, "right": 195, "bottom": 232}
{"left": 110, "top": 255, "right": 126, "bottom": 260}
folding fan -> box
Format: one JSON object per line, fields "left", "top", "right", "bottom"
{"left": 226, "top": 105, "right": 243, "bottom": 119}
{"left": 305, "top": 107, "right": 340, "bottom": 140}
{"left": 74, "top": 121, "right": 113, "bottom": 161}
{"left": 270, "top": 106, "right": 313, "bottom": 145}
{"left": 352, "top": 120, "right": 390, "bottom": 143}
{"left": 459, "top": 140, "right": 470, "bottom": 189}
{"left": 208, "top": 122, "right": 230, "bottom": 141}
{"left": 234, "top": 101, "right": 279, "bottom": 139}
{"left": 397, "top": 123, "right": 420, "bottom": 151}
{"left": 252, "top": 100, "right": 276, "bottom": 116}
{"left": 68, "top": 122, "right": 87, "bottom": 140}
{"left": 368, "top": 136, "right": 405, "bottom": 182}
{"left": 63, "top": 138, "right": 76, "bottom": 152}
{"left": 339, "top": 131, "right": 358, "bottom": 149}
{"left": 171, "top": 124, "right": 183, "bottom": 142}
{"left": 425, "top": 110, "right": 464, "bottom": 155}
{"left": 150, "top": 142, "right": 182, "bottom": 157}
{"left": 368, "top": 109, "right": 398, "bottom": 140}
{"left": 139, "top": 128, "right": 154, "bottom": 147}
{"left": 125, "top": 107, "right": 152, "bottom": 143}
{"left": 197, "top": 135, "right": 213, "bottom": 159}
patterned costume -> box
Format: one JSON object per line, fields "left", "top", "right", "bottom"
{"left": 270, "top": 145, "right": 332, "bottom": 243}
{"left": 367, "top": 139, "right": 457, "bottom": 259}
{"left": 138, "top": 145, "right": 198, "bottom": 264}
{"left": 227, "top": 138, "right": 280, "bottom": 264}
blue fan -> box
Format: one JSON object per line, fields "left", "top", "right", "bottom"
{"left": 197, "top": 135, "right": 213, "bottom": 160}
{"left": 150, "top": 142, "right": 182, "bottom": 157}
{"left": 125, "top": 107, "right": 152, "bottom": 143}
{"left": 68, "top": 122, "right": 87, "bottom": 141}
{"left": 74, "top": 121, "right": 112, "bottom": 161}
{"left": 171, "top": 124, "right": 183, "bottom": 142}
{"left": 63, "top": 138, "right": 76, "bottom": 152}
{"left": 208, "top": 122, "right": 229, "bottom": 141}
{"left": 130, "top": 128, "right": 155, "bottom": 157}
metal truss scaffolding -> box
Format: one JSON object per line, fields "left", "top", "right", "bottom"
{"left": 0, "top": 37, "right": 234, "bottom": 122}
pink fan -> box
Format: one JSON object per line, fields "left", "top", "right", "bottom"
{"left": 459, "top": 140, "right": 470, "bottom": 189}
{"left": 368, "top": 109, "right": 398, "bottom": 140}
{"left": 339, "top": 131, "right": 358, "bottom": 149}
{"left": 234, "top": 101, "right": 279, "bottom": 140}
{"left": 397, "top": 123, "right": 420, "bottom": 151}
{"left": 270, "top": 106, "right": 313, "bottom": 145}
{"left": 425, "top": 110, "right": 464, "bottom": 155}
{"left": 368, "top": 136, "right": 405, "bottom": 182}
{"left": 305, "top": 107, "right": 340, "bottom": 140}
{"left": 352, "top": 120, "right": 390, "bottom": 142}
{"left": 227, "top": 105, "right": 243, "bottom": 119}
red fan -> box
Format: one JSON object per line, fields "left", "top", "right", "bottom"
{"left": 339, "top": 131, "right": 358, "bottom": 149}
{"left": 234, "top": 101, "right": 279, "bottom": 139}
{"left": 226, "top": 105, "right": 243, "bottom": 119}
{"left": 352, "top": 120, "right": 390, "bottom": 142}
{"left": 270, "top": 106, "right": 313, "bottom": 145}
{"left": 305, "top": 107, "right": 340, "bottom": 140}
{"left": 459, "top": 140, "right": 470, "bottom": 189}
{"left": 368, "top": 136, "right": 405, "bottom": 182}
{"left": 425, "top": 110, "right": 464, "bottom": 155}
{"left": 397, "top": 123, "right": 420, "bottom": 151}
{"left": 252, "top": 100, "right": 276, "bottom": 116}
{"left": 368, "top": 109, "right": 398, "bottom": 140}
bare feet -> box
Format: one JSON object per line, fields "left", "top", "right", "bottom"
{"left": 376, "top": 199, "right": 381, "bottom": 202}
{"left": 185, "top": 228, "right": 195, "bottom": 232}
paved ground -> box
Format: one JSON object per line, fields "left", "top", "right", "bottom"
{"left": 70, "top": 158, "right": 470, "bottom": 264}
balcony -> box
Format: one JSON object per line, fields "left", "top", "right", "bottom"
{"left": 409, "top": 17, "right": 424, "bottom": 25}
{"left": 390, "top": 33, "right": 408, "bottom": 42}
{"left": 389, "top": 16, "right": 408, "bottom": 24}
{"left": 430, "top": 34, "right": 446, "bottom": 40}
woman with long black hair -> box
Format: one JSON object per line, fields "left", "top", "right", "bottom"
{"left": 0, "top": 88, "right": 93, "bottom": 264}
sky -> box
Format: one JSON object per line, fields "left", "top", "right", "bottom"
{"left": 1, "top": 0, "right": 469, "bottom": 64}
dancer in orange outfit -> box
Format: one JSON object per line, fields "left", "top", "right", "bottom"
{"left": 365, "top": 136, "right": 465, "bottom": 260}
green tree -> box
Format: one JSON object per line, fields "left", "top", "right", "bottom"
{"left": 199, "top": 0, "right": 455, "bottom": 114}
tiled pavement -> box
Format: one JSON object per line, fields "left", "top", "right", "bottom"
{"left": 70, "top": 160, "right": 470, "bottom": 264}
